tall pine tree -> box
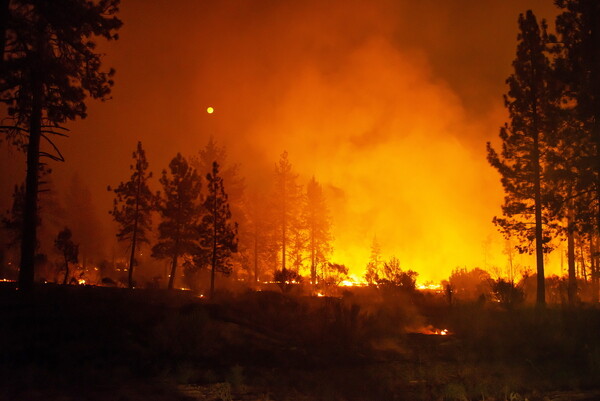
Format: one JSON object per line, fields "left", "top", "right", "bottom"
{"left": 198, "top": 162, "right": 238, "bottom": 298}
{"left": 272, "top": 151, "right": 302, "bottom": 275}
{"left": 554, "top": 0, "right": 600, "bottom": 302}
{"left": 0, "top": 0, "right": 121, "bottom": 291}
{"left": 304, "top": 176, "right": 333, "bottom": 287}
{"left": 152, "top": 154, "right": 202, "bottom": 290}
{"left": 487, "top": 10, "right": 557, "bottom": 306}
{"left": 109, "top": 141, "right": 157, "bottom": 289}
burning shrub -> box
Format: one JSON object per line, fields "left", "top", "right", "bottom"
{"left": 445, "top": 267, "right": 491, "bottom": 301}
{"left": 490, "top": 278, "right": 524, "bottom": 309}
{"left": 273, "top": 268, "right": 302, "bottom": 293}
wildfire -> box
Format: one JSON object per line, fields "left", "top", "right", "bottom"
{"left": 78, "top": 279, "right": 86, "bottom": 285}
{"left": 317, "top": 292, "right": 325, "bottom": 297}
{"left": 416, "top": 283, "right": 443, "bottom": 291}
{"left": 417, "top": 325, "right": 451, "bottom": 336}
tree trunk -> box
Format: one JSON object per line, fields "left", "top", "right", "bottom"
{"left": 282, "top": 176, "right": 286, "bottom": 273}
{"left": 0, "top": 0, "right": 9, "bottom": 69}
{"left": 579, "top": 235, "right": 588, "bottom": 282}
{"left": 168, "top": 252, "right": 178, "bottom": 290}
{"left": 128, "top": 172, "right": 142, "bottom": 289}
{"left": 210, "top": 190, "right": 217, "bottom": 299}
{"left": 18, "top": 72, "right": 42, "bottom": 291}
{"left": 253, "top": 229, "right": 258, "bottom": 286}
{"left": 591, "top": 234, "right": 599, "bottom": 303}
{"left": 567, "top": 211, "right": 577, "bottom": 304}
{"left": 62, "top": 255, "right": 69, "bottom": 285}
{"left": 532, "top": 131, "right": 545, "bottom": 307}
{"left": 310, "top": 223, "right": 316, "bottom": 288}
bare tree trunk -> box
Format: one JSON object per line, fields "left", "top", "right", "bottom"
{"left": 567, "top": 211, "right": 577, "bottom": 304}
{"left": 168, "top": 252, "right": 178, "bottom": 290}
{"left": 282, "top": 175, "right": 286, "bottom": 273}
{"left": 210, "top": 191, "right": 217, "bottom": 299}
{"left": 18, "top": 72, "right": 42, "bottom": 291}
{"left": 253, "top": 229, "right": 258, "bottom": 286}
{"left": 532, "top": 130, "right": 545, "bottom": 307}
{"left": 591, "top": 234, "right": 599, "bottom": 303}
{"left": 128, "top": 172, "right": 142, "bottom": 289}
{"left": 0, "top": 0, "right": 9, "bottom": 69}
{"left": 579, "top": 235, "right": 588, "bottom": 283}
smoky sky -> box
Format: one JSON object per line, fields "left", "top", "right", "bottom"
{"left": 1, "top": 0, "right": 560, "bottom": 281}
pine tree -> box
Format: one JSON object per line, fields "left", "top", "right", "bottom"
{"left": 487, "top": 10, "right": 557, "bottom": 307}
{"left": 54, "top": 227, "right": 78, "bottom": 285}
{"left": 272, "top": 151, "right": 302, "bottom": 274}
{"left": 109, "top": 141, "right": 157, "bottom": 289}
{"left": 0, "top": 1, "right": 121, "bottom": 291}
{"left": 246, "top": 192, "right": 276, "bottom": 285}
{"left": 364, "top": 236, "right": 382, "bottom": 285}
{"left": 191, "top": 137, "right": 248, "bottom": 277}
{"left": 304, "top": 177, "right": 333, "bottom": 287}
{"left": 152, "top": 154, "right": 202, "bottom": 290}
{"left": 198, "top": 162, "right": 238, "bottom": 298}
{"left": 554, "top": 0, "right": 600, "bottom": 302}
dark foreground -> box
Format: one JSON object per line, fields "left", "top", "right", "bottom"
{"left": 1, "top": 284, "right": 600, "bottom": 401}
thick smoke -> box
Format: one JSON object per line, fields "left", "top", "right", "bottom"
{"left": 1, "top": 0, "right": 559, "bottom": 282}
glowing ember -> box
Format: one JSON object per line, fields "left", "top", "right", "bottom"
{"left": 78, "top": 279, "right": 86, "bottom": 285}
{"left": 417, "top": 325, "right": 451, "bottom": 336}
{"left": 317, "top": 292, "right": 325, "bottom": 297}
{"left": 206, "top": 106, "right": 214, "bottom": 114}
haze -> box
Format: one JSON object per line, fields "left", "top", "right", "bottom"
{"left": 0, "top": 0, "right": 559, "bottom": 282}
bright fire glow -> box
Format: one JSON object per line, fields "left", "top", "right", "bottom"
{"left": 206, "top": 106, "right": 214, "bottom": 114}
{"left": 418, "top": 326, "right": 451, "bottom": 336}
{"left": 78, "top": 279, "right": 86, "bottom": 285}
{"left": 417, "top": 283, "right": 443, "bottom": 291}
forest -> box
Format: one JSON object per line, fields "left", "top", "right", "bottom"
{"left": 2, "top": 0, "right": 600, "bottom": 400}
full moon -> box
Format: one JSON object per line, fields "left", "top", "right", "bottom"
{"left": 206, "top": 106, "right": 214, "bottom": 114}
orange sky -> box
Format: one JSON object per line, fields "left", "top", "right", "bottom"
{"left": 1, "top": 0, "right": 563, "bottom": 282}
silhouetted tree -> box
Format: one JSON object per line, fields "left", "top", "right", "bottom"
{"left": 109, "top": 141, "right": 157, "bottom": 288}
{"left": 272, "top": 151, "right": 302, "bottom": 274}
{"left": 304, "top": 177, "right": 333, "bottom": 287}
{"left": 491, "top": 278, "right": 525, "bottom": 309}
{"left": 446, "top": 267, "right": 492, "bottom": 300}
{"left": 54, "top": 227, "right": 78, "bottom": 285}
{"left": 319, "top": 262, "right": 349, "bottom": 294}
{"left": 198, "top": 162, "right": 238, "bottom": 298}
{"left": 487, "top": 10, "right": 557, "bottom": 306}
{"left": 191, "top": 137, "right": 248, "bottom": 275}
{"left": 554, "top": 0, "right": 600, "bottom": 302}
{"left": 0, "top": 0, "right": 121, "bottom": 291}
{"left": 364, "top": 236, "right": 382, "bottom": 285}
{"left": 152, "top": 154, "right": 202, "bottom": 290}
{"left": 273, "top": 267, "right": 302, "bottom": 293}
{"left": 246, "top": 192, "right": 276, "bottom": 285}
{"left": 376, "top": 257, "right": 417, "bottom": 291}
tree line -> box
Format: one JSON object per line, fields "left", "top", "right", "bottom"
{"left": 488, "top": 1, "right": 600, "bottom": 306}
{"left": 106, "top": 140, "right": 336, "bottom": 296}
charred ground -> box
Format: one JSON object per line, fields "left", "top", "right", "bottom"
{"left": 1, "top": 284, "right": 599, "bottom": 401}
